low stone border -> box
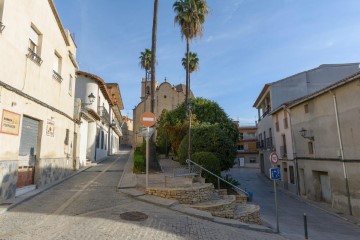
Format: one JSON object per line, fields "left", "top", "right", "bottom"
{"left": 145, "top": 183, "right": 214, "bottom": 204}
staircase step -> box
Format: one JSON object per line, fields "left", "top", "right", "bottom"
{"left": 186, "top": 194, "right": 237, "bottom": 217}
{"left": 233, "top": 203, "right": 261, "bottom": 224}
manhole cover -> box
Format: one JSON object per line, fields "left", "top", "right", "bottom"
{"left": 120, "top": 211, "right": 148, "bottom": 221}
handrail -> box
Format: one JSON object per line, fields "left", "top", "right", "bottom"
{"left": 186, "top": 159, "right": 249, "bottom": 196}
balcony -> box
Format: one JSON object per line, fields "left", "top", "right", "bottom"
{"left": 111, "top": 120, "right": 123, "bottom": 136}
{"left": 97, "top": 106, "right": 110, "bottom": 124}
{"left": 27, "top": 48, "right": 43, "bottom": 65}
{"left": 258, "top": 107, "right": 271, "bottom": 121}
{"left": 256, "top": 138, "right": 273, "bottom": 150}
{"left": 52, "top": 70, "right": 63, "bottom": 82}
{"left": 280, "top": 146, "right": 287, "bottom": 158}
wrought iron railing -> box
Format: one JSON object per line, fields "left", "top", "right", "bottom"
{"left": 52, "top": 70, "right": 63, "bottom": 82}
{"left": 27, "top": 48, "right": 43, "bottom": 65}
{"left": 97, "top": 106, "right": 110, "bottom": 124}
{"left": 280, "top": 146, "right": 287, "bottom": 158}
{"left": 186, "top": 159, "right": 249, "bottom": 196}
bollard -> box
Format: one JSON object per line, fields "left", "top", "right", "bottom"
{"left": 304, "top": 213, "right": 308, "bottom": 239}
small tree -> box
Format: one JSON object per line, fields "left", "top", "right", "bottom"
{"left": 178, "top": 123, "right": 236, "bottom": 171}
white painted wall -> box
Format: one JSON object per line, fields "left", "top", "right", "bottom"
{"left": 79, "top": 117, "right": 88, "bottom": 167}
{"left": 0, "top": 0, "right": 77, "bottom": 161}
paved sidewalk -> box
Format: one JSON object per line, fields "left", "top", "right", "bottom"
{"left": 118, "top": 153, "right": 274, "bottom": 234}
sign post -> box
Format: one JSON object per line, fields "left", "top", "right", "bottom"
{"left": 140, "top": 112, "right": 157, "bottom": 188}
{"left": 269, "top": 151, "right": 280, "bottom": 233}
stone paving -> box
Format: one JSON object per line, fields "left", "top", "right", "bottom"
{"left": 0, "top": 150, "right": 287, "bottom": 240}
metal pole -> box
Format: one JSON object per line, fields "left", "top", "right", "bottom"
{"left": 331, "top": 91, "right": 352, "bottom": 215}
{"left": 304, "top": 213, "right": 308, "bottom": 239}
{"left": 146, "top": 127, "right": 149, "bottom": 188}
{"left": 274, "top": 178, "right": 279, "bottom": 233}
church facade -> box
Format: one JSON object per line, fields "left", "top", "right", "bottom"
{"left": 133, "top": 79, "right": 193, "bottom": 147}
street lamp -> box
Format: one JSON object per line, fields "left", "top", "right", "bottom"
{"left": 299, "top": 128, "right": 314, "bottom": 141}
{"left": 81, "top": 93, "right": 95, "bottom": 106}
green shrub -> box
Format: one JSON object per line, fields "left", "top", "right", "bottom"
{"left": 133, "top": 147, "right": 145, "bottom": 173}
{"left": 178, "top": 123, "right": 236, "bottom": 170}
{"left": 191, "top": 152, "right": 220, "bottom": 184}
{"left": 220, "top": 174, "right": 241, "bottom": 194}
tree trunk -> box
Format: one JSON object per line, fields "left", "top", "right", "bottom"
{"left": 185, "top": 38, "right": 190, "bottom": 113}
{"left": 149, "top": 0, "right": 160, "bottom": 171}
{"left": 144, "top": 69, "right": 147, "bottom": 112}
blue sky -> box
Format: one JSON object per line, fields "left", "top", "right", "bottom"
{"left": 54, "top": 0, "right": 360, "bottom": 125}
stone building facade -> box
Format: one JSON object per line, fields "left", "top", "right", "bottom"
{"left": 133, "top": 79, "right": 192, "bottom": 147}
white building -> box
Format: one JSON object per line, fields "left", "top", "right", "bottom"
{"left": 75, "top": 71, "right": 123, "bottom": 165}
{"left": 0, "top": 0, "right": 78, "bottom": 199}
{"left": 253, "top": 63, "right": 360, "bottom": 181}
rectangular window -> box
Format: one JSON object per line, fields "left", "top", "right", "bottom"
{"left": 68, "top": 75, "right": 73, "bottom": 95}
{"left": 238, "top": 145, "right": 244, "bottom": 150}
{"left": 29, "top": 26, "right": 39, "bottom": 53}
{"left": 275, "top": 122, "right": 279, "bottom": 132}
{"left": 281, "top": 134, "right": 287, "bottom": 157}
{"left": 304, "top": 104, "right": 309, "bottom": 113}
{"left": 284, "top": 117, "right": 288, "bottom": 129}
{"left": 64, "top": 129, "right": 69, "bottom": 145}
{"left": 101, "top": 131, "right": 104, "bottom": 149}
{"left": 308, "top": 142, "right": 314, "bottom": 154}
{"left": 250, "top": 158, "right": 256, "bottom": 163}
{"left": 289, "top": 166, "right": 295, "bottom": 184}
{"left": 53, "top": 51, "right": 62, "bottom": 82}
{"left": 96, "top": 128, "right": 100, "bottom": 148}
{"left": 239, "top": 132, "right": 244, "bottom": 140}
{"left": 28, "top": 25, "right": 43, "bottom": 65}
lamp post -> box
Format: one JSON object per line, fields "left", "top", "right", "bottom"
{"left": 299, "top": 128, "right": 314, "bottom": 141}
{"left": 81, "top": 93, "right": 95, "bottom": 107}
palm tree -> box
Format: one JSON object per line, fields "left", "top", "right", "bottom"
{"left": 181, "top": 51, "right": 199, "bottom": 85}
{"left": 139, "top": 49, "right": 152, "bottom": 104}
{"left": 173, "top": 0, "right": 208, "bottom": 108}
{"left": 149, "top": 0, "right": 159, "bottom": 171}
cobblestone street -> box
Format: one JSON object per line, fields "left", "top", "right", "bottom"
{"left": 0, "top": 151, "right": 286, "bottom": 240}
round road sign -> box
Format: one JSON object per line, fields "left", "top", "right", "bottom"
{"left": 269, "top": 152, "right": 279, "bottom": 164}
{"left": 140, "top": 112, "right": 156, "bottom": 127}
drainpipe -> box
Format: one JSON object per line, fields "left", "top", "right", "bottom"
{"left": 330, "top": 90, "right": 352, "bottom": 215}
{"left": 285, "top": 107, "right": 300, "bottom": 196}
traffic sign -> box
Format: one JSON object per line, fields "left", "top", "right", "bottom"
{"left": 270, "top": 168, "right": 281, "bottom": 180}
{"left": 269, "top": 151, "right": 279, "bottom": 164}
{"left": 140, "top": 112, "right": 156, "bottom": 127}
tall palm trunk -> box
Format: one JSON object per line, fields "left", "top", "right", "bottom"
{"left": 149, "top": 0, "right": 160, "bottom": 171}
{"left": 185, "top": 38, "right": 190, "bottom": 110}
{"left": 144, "top": 69, "right": 147, "bottom": 112}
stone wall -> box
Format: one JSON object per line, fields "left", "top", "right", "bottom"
{"left": 145, "top": 183, "right": 214, "bottom": 204}
{"left": 0, "top": 160, "right": 17, "bottom": 200}
{"left": 234, "top": 204, "right": 261, "bottom": 224}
